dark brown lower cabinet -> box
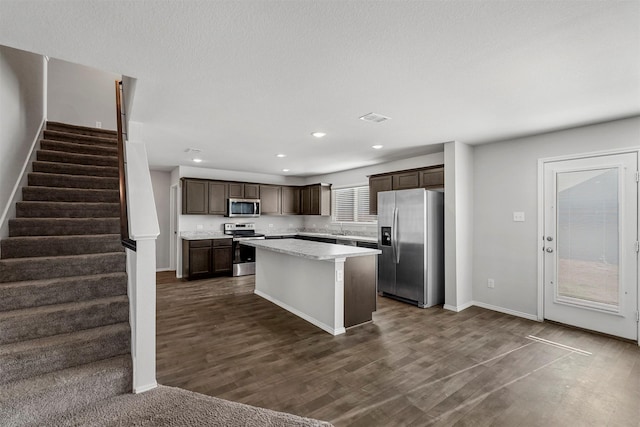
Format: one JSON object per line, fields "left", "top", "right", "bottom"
{"left": 344, "top": 255, "right": 377, "bottom": 328}
{"left": 182, "top": 238, "right": 232, "bottom": 280}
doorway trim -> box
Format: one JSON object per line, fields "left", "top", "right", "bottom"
{"left": 169, "top": 184, "right": 178, "bottom": 272}
{"left": 537, "top": 147, "right": 640, "bottom": 345}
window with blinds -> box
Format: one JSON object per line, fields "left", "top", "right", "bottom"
{"left": 332, "top": 186, "right": 376, "bottom": 223}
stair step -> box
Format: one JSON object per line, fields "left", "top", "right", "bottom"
{"left": 9, "top": 218, "right": 120, "bottom": 237}
{"left": 1, "top": 234, "right": 123, "bottom": 259}
{"left": 0, "top": 272, "right": 127, "bottom": 312}
{"left": 43, "top": 130, "right": 117, "bottom": 147}
{"left": 23, "top": 186, "right": 119, "bottom": 202}
{"left": 46, "top": 121, "right": 118, "bottom": 138}
{"left": 0, "top": 355, "right": 131, "bottom": 426}
{"left": 33, "top": 161, "right": 119, "bottom": 178}
{"left": 37, "top": 150, "right": 118, "bottom": 167}
{"left": 15, "top": 201, "right": 120, "bottom": 218}
{"left": 41, "top": 139, "right": 118, "bottom": 158}
{"left": 0, "top": 323, "right": 130, "bottom": 385}
{"left": 0, "top": 295, "right": 129, "bottom": 345}
{"left": 0, "top": 252, "right": 125, "bottom": 283}
{"left": 28, "top": 172, "right": 119, "bottom": 190}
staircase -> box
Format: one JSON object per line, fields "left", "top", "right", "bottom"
{"left": 0, "top": 122, "right": 132, "bottom": 426}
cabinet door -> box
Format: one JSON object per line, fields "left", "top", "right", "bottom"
{"left": 369, "top": 175, "right": 392, "bottom": 215}
{"left": 228, "top": 183, "right": 244, "bottom": 199}
{"left": 212, "top": 247, "right": 232, "bottom": 274}
{"left": 419, "top": 167, "right": 444, "bottom": 189}
{"left": 189, "top": 246, "right": 212, "bottom": 277}
{"left": 301, "top": 186, "right": 311, "bottom": 215}
{"left": 244, "top": 184, "right": 260, "bottom": 199}
{"left": 310, "top": 185, "right": 320, "bottom": 215}
{"left": 182, "top": 179, "right": 209, "bottom": 214}
{"left": 392, "top": 171, "right": 419, "bottom": 190}
{"left": 282, "top": 186, "right": 301, "bottom": 215}
{"left": 260, "top": 185, "right": 282, "bottom": 215}
{"left": 208, "top": 181, "right": 228, "bottom": 215}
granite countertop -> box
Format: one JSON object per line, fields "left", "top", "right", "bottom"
{"left": 296, "top": 232, "right": 377, "bottom": 243}
{"left": 180, "top": 231, "right": 232, "bottom": 240}
{"left": 240, "top": 239, "right": 381, "bottom": 261}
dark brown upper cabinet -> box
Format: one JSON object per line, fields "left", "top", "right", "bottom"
{"left": 301, "top": 184, "right": 331, "bottom": 216}
{"left": 260, "top": 185, "right": 282, "bottom": 215}
{"left": 369, "top": 165, "right": 444, "bottom": 214}
{"left": 282, "top": 186, "right": 301, "bottom": 215}
{"left": 419, "top": 167, "right": 444, "bottom": 189}
{"left": 392, "top": 171, "right": 419, "bottom": 190}
{"left": 182, "top": 179, "right": 209, "bottom": 214}
{"left": 208, "top": 181, "right": 228, "bottom": 215}
{"left": 368, "top": 176, "right": 392, "bottom": 215}
{"left": 228, "top": 183, "right": 260, "bottom": 199}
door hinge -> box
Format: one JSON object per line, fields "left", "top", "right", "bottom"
{"left": 635, "top": 241, "right": 639, "bottom": 253}
{"left": 636, "top": 311, "right": 639, "bottom": 322}
{"left": 635, "top": 171, "right": 639, "bottom": 183}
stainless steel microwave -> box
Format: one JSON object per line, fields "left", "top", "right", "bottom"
{"left": 227, "top": 198, "right": 261, "bottom": 217}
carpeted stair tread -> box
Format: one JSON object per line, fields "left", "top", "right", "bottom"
{"left": 28, "top": 172, "right": 119, "bottom": 190}
{"left": 46, "top": 121, "right": 118, "bottom": 138}
{"left": 0, "top": 295, "right": 129, "bottom": 344}
{"left": 1, "top": 234, "right": 123, "bottom": 259}
{"left": 15, "top": 201, "right": 120, "bottom": 219}
{"left": 0, "top": 272, "right": 127, "bottom": 312}
{"left": 43, "top": 130, "right": 117, "bottom": 147}
{"left": 41, "top": 139, "right": 118, "bottom": 157}
{"left": 0, "top": 322, "right": 130, "bottom": 385}
{"left": 33, "top": 161, "right": 119, "bottom": 178}
{"left": 9, "top": 217, "right": 120, "bottom": 236}
{"left": 37, "top": 149, "right": 118, "bottom": 167}
{"left": 0, "top": 252, "right": 125, "bottom": 283}
{"left": 23, "top": 186, "right": 119, "bottom": 202}
{"left": 0, "top": 355, "right": 131, "bottom": 427}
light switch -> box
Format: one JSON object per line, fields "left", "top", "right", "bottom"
{"left": 336, "top": 270, "right": 344, "bottom": 282}
{"left": 513, "top": 212, "right": 525, "bottom": 222}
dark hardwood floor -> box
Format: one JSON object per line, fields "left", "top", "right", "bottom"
{"left": 156, "top": 271, "right": 640, "bottom": 426}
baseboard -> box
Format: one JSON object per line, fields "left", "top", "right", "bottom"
{"left": 472, "top": 301, "right": 539, "bottom": 321}
{"left": 134, "top": 381, "right": 158, "bottom": 394}
{"left": 156, "top": 267, "right": 173, "bottom": 272}
{"left": 443, "top": 301, "right": 474, "bottom": 312}
{"left": 254, "top": 289, "right": 345, "bottom": 336}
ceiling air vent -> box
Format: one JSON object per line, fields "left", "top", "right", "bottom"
{"left": 359, "top": 112, "right": 391, "bottom": 123}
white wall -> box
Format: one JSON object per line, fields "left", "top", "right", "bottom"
{"left": 472, "top": 116, "right": 640, "bottom": 318}
{"left": 0, "top": 45, "right": 45, "bottom": 239}
{"left": 47, "top": 58, "right": 120, "bottom": 130}
{"left": 443, "top": 141, "right": 474, "bottom": 312}
{"left": 150, "top": 170, "right": 172, "bottom": 270}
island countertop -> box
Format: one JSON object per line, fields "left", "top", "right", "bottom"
{"left": 241, "top": 238, "right": 380, "bottom": 261}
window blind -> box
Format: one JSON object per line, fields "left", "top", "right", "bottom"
{"left": 332, "top": 186, "right": 376, "bottom": 223}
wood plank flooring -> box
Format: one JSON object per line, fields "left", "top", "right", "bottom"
{"left": 156, "top": 271, "right": 640, "bottom": 426}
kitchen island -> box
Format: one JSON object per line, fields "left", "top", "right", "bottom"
{"left": 240, "top": 239, "right": 381, "bottom": 335}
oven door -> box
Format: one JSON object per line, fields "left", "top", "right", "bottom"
{"left": 228, "top": 199, "right": 261, "bottom": 217}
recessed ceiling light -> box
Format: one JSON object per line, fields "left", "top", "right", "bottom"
{"left": 372, "top": 145, "right": 384, "bottom": 150}
{"left": 282, "top": 169, "right": 290, "bottom": 172}
{"left": 192, "top": 158, "right": 203, "bottom": 163}
{"left": 276, "top": 154, "right": 287, "bottom": 158}
{"left": 311, "top": 132, "right": 326, "bottom": 138}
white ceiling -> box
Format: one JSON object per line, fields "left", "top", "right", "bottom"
{"left": 1, "top": 1, "right": 639, "bottom": 176}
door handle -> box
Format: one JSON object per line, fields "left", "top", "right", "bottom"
{"left": 392, "top": 207, "right": 399, "bottom": 264}
{"left": 546, "top": 247, "right": 554, "bottom": 253}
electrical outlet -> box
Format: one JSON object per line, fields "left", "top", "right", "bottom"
{"left": 268, "top": 224, "right": 274, "bottom": 228}
{"left": 196, "top": 224, "right": 203, "bottom": 230}
{"left": 513, "top": 212, "right": 525, "bottom": 222}
{"left": 488, "top": 278, "right": 495, "bottom": 288}
{"left": 96, "top": 121, "right": 102, "bottom": 129}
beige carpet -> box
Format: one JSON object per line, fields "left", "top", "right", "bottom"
{"left": 46, "top": 385, "right": 333, "bottom": 427}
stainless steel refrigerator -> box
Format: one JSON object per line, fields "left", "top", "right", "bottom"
{"left": 378, "top": 189, "right": 444, "bottom": 308}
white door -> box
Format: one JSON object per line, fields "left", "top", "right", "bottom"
{"left": 543, "top": 152, "right": 638, "bottom": 340}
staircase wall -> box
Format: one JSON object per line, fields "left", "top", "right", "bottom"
{"left": 0, "top": 45, "right": 46, "bottom": 241}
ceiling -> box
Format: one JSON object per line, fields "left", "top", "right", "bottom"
{"left": 1, "top": 1, "right": 638, "bottom": 177}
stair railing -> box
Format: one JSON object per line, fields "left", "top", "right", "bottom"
{"left": 115, "top": 80, "right": 137, "bottom": 251}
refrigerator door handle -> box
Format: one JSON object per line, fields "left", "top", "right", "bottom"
{"left": 393, "top": 207, "right": 400, "bottom": 264}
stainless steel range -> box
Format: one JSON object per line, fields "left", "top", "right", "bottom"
{"left": 223, "top": 223, "right": 265, "bottom": 276}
